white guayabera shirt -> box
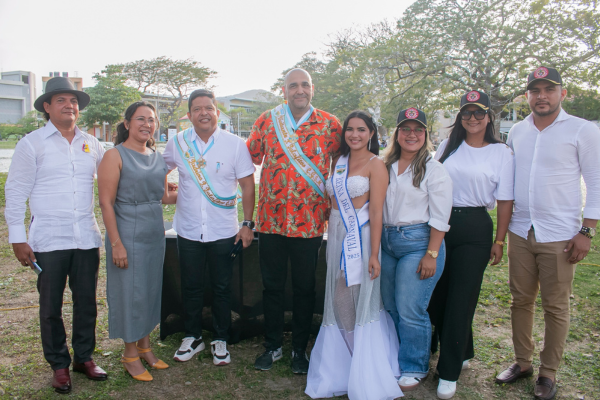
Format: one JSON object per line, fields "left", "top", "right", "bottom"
{"left": 507, "top": 109, "right": 600, "bottom": 243}
{"left": 5, "top": 120, "right": 105, "bottom": 252}
{"left": 162, "top": 127, "right": 255, "bottom": 243}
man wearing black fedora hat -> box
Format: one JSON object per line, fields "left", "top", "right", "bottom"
{"left": 5, "top": 76, "right": 108, "bottom": 394}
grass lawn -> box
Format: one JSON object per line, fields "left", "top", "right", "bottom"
{"left": 0, "top": 141, "right": 18, "bottom": 150}
{"left": 0, "top": 172, "right": 598, "bottom": 399}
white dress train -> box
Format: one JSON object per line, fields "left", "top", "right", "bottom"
{"left": 306, "top": 209, "right": 403, "bottom": 400}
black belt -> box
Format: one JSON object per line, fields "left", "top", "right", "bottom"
{"left": 451, "top": 206, "right": 486, "bottom": 213}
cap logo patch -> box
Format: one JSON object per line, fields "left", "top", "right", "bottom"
{"left": 534, "top": 67, "right": 549, "bottom": 79}
{"left": 466, "top": 91, "right": 480, "bottom": 102}
{"left": 405, "top": 108, "right": 419, "bottom": 119}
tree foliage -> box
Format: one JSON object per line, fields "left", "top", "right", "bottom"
{"left": 276, "top": 0, "right": 600, "bottom": 135}
{"left": 562, "top": 86, "right": 600, "bottom": 121}
{"left": 374, "top": 0, "right": 599, "bottom": 126}
{"left": 0, "top": 111, "right": 40, "bottom": 138}
{"left": 104, "top": 57, "right": 216, "bottom": 129}
{"left": 81, "top": 70, "right": 141, "bottom": 129}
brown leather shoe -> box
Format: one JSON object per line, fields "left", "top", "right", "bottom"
{"left": 52, "top": 368, "right": 72, "bottom": 394}
{"left": 73, "top": 360, "right": 108, "bottom": 381}
{"left": 534, "top": 376, "right": 557, "bottom": 400}
{"left": 495, "top": 363, "right": 534, "bottom": 384}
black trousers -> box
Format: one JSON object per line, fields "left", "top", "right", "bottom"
{"left": 428, "top": 207, "right": 493, "bottom": 381}
{"left": 34, "top": 248, "right": 100, "bottom": 370}
{"left": 258, "top": 233, "right": 323, "bottom": 352}
{"left": 177, "top": 234, "right": 236, "bottom": 341}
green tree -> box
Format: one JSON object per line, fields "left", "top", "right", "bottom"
{"left": 562, "top": 86, "right": 600, "bottom": 121}
{"left": 81, "top": 70, "right": 141, "bottom": 133}
{"left": 0, "top": 111, "right": 41, "bottom": 138}
{"left": 366, "top": 0, "right": 600, "bottom": 135}
{"left": 105, "top": 57, "right": 216, "bottom": 129}
{"left": 279, "top": 0, "right": 600, "bottom": 136}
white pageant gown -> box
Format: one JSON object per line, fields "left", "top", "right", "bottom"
{"left": 306, "top": 176, "right": 403, "bottom": 400}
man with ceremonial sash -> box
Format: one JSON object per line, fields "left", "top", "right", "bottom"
{"left": 163, "top": 89, "right": 255, "bottom": 366}
{"left": 247, "top": 69, "right": 342, "bottom": 374}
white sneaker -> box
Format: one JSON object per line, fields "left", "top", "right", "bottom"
{"left": 398, "top": 376, "right": 421, "bottom": 391}
{"left": 173, "top": 337, "right": 205, "bottom": 362}
{"left": 462, "top": 359, "right": 470, "bottom": 370}
{"left": 437, "top": 379, "right": 456, "bottom": 399}
{"left": 210, "top": 340, "right": 231, "bottom": 366}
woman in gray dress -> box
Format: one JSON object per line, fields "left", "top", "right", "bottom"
{"left": 98, "top": 101, "right": 177, "bottom": 382}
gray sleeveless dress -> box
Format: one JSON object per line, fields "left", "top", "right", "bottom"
{"left": 106, "top": 144, "right": 168, "bottom": 343}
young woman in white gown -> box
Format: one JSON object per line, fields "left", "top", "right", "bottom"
{"left": 306, "top": 110, "right": 403, "bottom": 400}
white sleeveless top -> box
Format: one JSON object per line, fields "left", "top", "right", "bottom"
{"left": 326, "top": 175, "right": 370, "bottom": 198}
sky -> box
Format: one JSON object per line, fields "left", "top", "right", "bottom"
{"left": 0, "top": 0, "right": 411, "bottom": 98}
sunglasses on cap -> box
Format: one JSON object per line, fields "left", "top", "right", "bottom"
{"left": 460, "top": 109, "right": 488, "bottom": 120}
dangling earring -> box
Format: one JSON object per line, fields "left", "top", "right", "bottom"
{"left": 368, "top": 136, "right": 372, "bottom": 151}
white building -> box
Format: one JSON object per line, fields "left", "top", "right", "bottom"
{"left": 0, "top": 71, "right": 36, "bottom": 123}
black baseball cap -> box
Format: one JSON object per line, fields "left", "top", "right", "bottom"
{"left": 396, "top": 107, "right": 427, "bottom": 128}
{"left": 527, "top": 66, "right": 562, "bottom": 90}
{"left": 460, "top": 90, "right": 490, "bottom": 110}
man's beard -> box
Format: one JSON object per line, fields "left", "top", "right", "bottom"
{"left": 532, "top": 102, "right": 561, "bottom": 117}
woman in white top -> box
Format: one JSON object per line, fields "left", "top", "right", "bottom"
{"left": 306, "top": 110, "right": 402, "bottom": 400}
{"left": 428, "top": 91, "right": 514, "bottom": 399}
{"left": 380, "top": 108, "right": 453, "bottom": 393}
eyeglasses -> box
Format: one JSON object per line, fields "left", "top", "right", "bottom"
{"left": 133, "top": 117, "right": 156, "bottom": 125}
{"left": 399, "top": 127, "right": 426, "bottom": 136}
{"left": 460, "top": 110, "right": 488, "bottom": 120}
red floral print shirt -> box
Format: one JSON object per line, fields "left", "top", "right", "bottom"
{"left": 247, "top": 107, "right": 342, "bottom": 238}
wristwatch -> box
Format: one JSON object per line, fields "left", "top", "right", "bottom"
{"left": 242, "top": 220, "right": 255, "bottom": 230}
{"left": 427, "top": 250, "right": 438, "bottom": 259}
{"left": 579, "top": 226, "right": 596, "bottom": 239}
{"left": 494, "top": 240, "right": 505, "bottom": 246}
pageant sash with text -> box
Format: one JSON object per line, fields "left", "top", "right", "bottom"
{"left": 332, "top": 155, "right": 369, "bottom": 287}
{"left": 271, "top": 104, "right": 325, "bottom": 197}
{"left": 175, "top": 129, "right": 237, "bottom": 209}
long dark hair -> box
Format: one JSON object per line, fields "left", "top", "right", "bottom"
{"left": 115, "top": 101, "right": 158, "bottom": 148}
{"left": 383, "top": 122, "right": 432, "bottom": 187}
{"left": 438, "top": 109, "right": 499, "bottom": 163}
{"left": 339, "top": 110, "right": 379, "bottom": 156}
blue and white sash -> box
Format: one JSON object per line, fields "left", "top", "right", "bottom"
{"left": 332, "top": 155, "right": 370, "bottom": 287}
{"left": 271, "top": 104, "right": 325, "bottom": 197}
{"left": 175, "top": 129, "right": 237, "bottom": 209}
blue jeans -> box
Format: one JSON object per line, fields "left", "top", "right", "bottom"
{"left": 381, "top": 223, "right": 446, "bottom": 378}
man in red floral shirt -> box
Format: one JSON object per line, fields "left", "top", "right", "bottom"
{"left": 247, "top": 69, "right": 342, "bottom": 374}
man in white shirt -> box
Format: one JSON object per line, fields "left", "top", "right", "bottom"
{"left": 162, "top": 89, "right": 255, "bottom": 366}
{"left": 5, "top": 77, "right": 107, "bottom": 394}
{"left": 496, "top": 67, "right": 600, "bottom": 400}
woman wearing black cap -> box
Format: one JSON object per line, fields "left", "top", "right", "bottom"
{"left": 380, "top": 108, "right": 453, "bottom": 393}
{"left": 429, "top": 91, "right": 514, "bottom": 399}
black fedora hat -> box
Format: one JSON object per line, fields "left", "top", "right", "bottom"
{"left": 34, "top": 77, "right": 90, "bottom": 112}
